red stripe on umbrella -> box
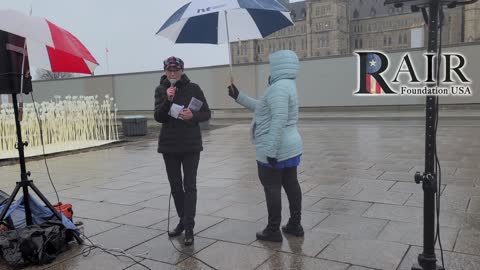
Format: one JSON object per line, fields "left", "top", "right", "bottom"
{"left": 47, "top": 46, "right": 92, "bottom": 74}
{"left": 46, "top": 20, "right": 97, "bottom": 65}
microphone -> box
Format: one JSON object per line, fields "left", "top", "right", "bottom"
{"left": 168, "top": 79, "right": 176, "bottom": 101}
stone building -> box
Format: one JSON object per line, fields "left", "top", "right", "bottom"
{"left": 231, "top": 0, "right": 479, "bottom": 64}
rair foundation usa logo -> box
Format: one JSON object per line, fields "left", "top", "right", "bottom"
{"left": 354, "top": 51, "right": 472, "bottom": 96}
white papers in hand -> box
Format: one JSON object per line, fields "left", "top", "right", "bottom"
{"left": 169, "top": 103, "right": 184, "bottom": 119}
{"left": 188, "top": 97, "right": 203, "bottom": 112}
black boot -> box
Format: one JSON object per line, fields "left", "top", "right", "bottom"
{"left": 168, "top": 222, "right": 184, "bottom": 237}
{"left": 281, "top": 221, "right": 304, "bottom": 237}
{"left": 184, "top": 230, "right": 194, "bottom": 246}
{"left": 256, "top": 227, "right": 282, "bottom": 242}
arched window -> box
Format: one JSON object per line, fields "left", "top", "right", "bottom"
{"left": 370, "top": 7, "right": 376, "bottom": 16}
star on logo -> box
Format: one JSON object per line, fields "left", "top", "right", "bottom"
{"left": 369, "top": 59, "right": 377, "bottom": 67}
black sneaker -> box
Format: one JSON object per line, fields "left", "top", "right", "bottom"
{"left": 256, "top": 228, "right": 282, "bottom": 242}
{"left": 281, "top": 223, "right": 304, "bottom": 237}
{"left": 184, "top": 230, "right": 194, "bottom": 246}
{"left": 168, "top": 222, "right": 184, "bottom": 237}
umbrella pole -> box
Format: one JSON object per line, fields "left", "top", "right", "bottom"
{"left": 224, "top": 10, "right": 233, "bottom": 84}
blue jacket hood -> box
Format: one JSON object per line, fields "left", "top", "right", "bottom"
{"left": 269, "top": 50, "right": 299, "bottom": 84}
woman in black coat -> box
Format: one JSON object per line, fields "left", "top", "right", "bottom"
{"left": 154, "top": 56, "right": 211, "bottom": 246}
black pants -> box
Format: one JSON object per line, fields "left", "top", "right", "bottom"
{"left": 257, "top": 164, "right": 302, "bottom": 230}
{"left": 163, "top": 152, "right": 200, "bottom": 231}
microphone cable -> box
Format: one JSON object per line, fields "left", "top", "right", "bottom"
{"left": 166, "top": 193, "right": 218, "bottom": 270}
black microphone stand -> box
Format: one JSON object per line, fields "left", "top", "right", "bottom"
{"left": 385, "top": 1, "right": 478, "bottom": 269}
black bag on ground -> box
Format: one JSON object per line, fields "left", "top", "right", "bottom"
{"left": 0, "top": 223, "right": 68, "bottom": 268}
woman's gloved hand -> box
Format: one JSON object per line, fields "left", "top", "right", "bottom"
{"left": 267, "top": 157, "right": 278, "bottom": 166}
{"left": 227, "top": 84, "right": 239, "bottom": 100}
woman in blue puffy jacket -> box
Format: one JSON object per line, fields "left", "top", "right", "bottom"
{"left": 227, "top": 50, "right": 304, "bottom": 242}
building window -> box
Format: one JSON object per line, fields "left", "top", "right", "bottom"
{"left": 359, "top": 39, "right": 363, "bottom": 48}
{"left": 370, "top": 7, "right": 376, "bottom": 17}
{"left": 388, "top": 37, "right": 392, "bottom": 45}
{"left": 399, "top": 35, "right": 402, "bottom": 44}
{"left": 404, "top": 33, "right": 408, "bottom": 44}
{"left": 384, "top": 36, "right": 387, "bottom": 46}
{"left": 291, "top": 11, "right": 296, "bottom": 20}
{"left": 355, "top": 39, "right": 358, "bottom": 49}
{"left": 353, "top": 9, "right": 359, "bottom": 19}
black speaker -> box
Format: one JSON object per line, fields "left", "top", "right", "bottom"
{"left": 0, "top": 30, "right": 32, "bottom": 94}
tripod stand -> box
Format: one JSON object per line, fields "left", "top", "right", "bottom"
{"left": 385, "top": 0, "right": 478, "bottom": 269}
{"left": 412, "top": 2, "right": 443, "bottom": 269}
{"left": 0, "top": 93, "right": 82, "bottom": 244}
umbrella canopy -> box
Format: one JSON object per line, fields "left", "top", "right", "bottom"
{"left": 0, "top": 9, "right": 98, "bottom": 74}
{"left": 156, "top": 0, "right": 293, "bottom": 44}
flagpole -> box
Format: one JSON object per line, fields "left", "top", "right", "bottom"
{"left": 224, "top": 10, "right": 233, "bottom": 84}
{"left": 105, "top": 47, "right": 110, "bottom": 74}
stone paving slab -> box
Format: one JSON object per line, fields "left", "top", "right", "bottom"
{"left": 1, "top": 119, "right": 480, "bottom": 269}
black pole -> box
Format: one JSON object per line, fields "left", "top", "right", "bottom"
{"left": 11, "top": 93, "right": 33, "bottom": 226}
{"left": 412, "top": 0, "right": 443, "bottom": 270}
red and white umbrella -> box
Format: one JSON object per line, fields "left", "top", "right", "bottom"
{"left": 0, "top": 9, "right": 98, "bottom": 74}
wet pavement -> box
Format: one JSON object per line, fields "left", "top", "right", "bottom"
{"left": 1, "top": 118, "right": 480, "bottom": 270}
